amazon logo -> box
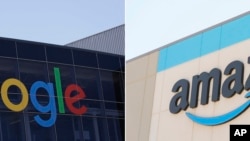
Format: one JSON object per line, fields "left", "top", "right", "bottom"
{"left": 169, "top": 56, "right": 250, "bottom": 126}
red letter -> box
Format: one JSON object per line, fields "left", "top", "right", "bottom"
{"left": 65, "top": 84, "right": 87, "bottom": 115}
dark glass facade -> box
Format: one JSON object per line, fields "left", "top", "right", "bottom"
{"left": 0, "top": 38, "right": 124, "bottom": 141}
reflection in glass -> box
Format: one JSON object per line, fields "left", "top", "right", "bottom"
{"left": 73, "top": 50, "right": 98, "bottom": 68}
{"left": 82, "top": 117, "right": 109, "bottom": 141}
{"left": 19, "top": 60, "right": 48, "bottom": 92}
{"left": 75, "top": 67, "right": 102, "bottom": 100}
{"left": 0, "top": 58, "right": 18, "bottom": 82}
{"left": 56, "top": 115, "right": 82, "bottom": 141}
{"left": 79, "top": 100, "right": 105, "bottom": 116}
{"left": 100, "top": 71, "right": 124, "bottom": 102}
{"left": 46, "top": 46, "right": 73, "bottom": 64}
{"left": 98, "top": 54, "right": 121, "bottom": 71}
{"left": 48, "top": 63, "right": 76, "bottom": 91}
{"left": 107, "top": 118, "right": 124, "bottom": 141}
{"left": 17, "top": 42, "right": 46, "bottom": 61}
{"left": 0, "top": 39, "right": 16, "bottom": 57}
{"left": 0, "top": 112, "right": 26, "bottom": 141}
{"left": 28, "top": 113, "right": 56, "bottom": 141}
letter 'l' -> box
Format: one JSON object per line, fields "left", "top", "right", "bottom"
{"left": 54, "top": 67, "right": 65, "bottom": 113}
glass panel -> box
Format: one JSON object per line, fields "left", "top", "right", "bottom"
{"left": 79, "top": 100, "right": 105, "bottom": 116}
{"left": 16, "top": 41, "right": 46, "bottom": 61}
{"left": 28, "top": 113, "right": 57, "bottom": 141}
{"left": 100, "top": 71, "right": 124, "bottom": 102}
{"left": 107, "top": 118, "right": 124, "bottom": 141}
{"left": 0, "top": 112, "right": 26, "bottom": 141}
{"left": 48, "top": 63, "right": 76, "bottom": 113}
{"left": 0, "top": 58, "right": 18, "bottom": 84}
{"left": 105, "top": 102, "right": 124, "bottom": 118}
{"left": 0, "top": 39, "right": 17, "bottom": 57}
{"left": 82, "top": 117, "right": 109, "bottom": 141}
{"left": 56, "top": 115, "right": 83, "bottom": 141}
{"left": 75, "top": 67, "right": 102, "bottom": 100}
{"left": 48, "top": 63, "right": 76, "bottom": 92}
{"left": 98, "top": 54, "right": 120, "bottom": 71}
{"left": 0, "top": 58, "right": 19, "bottom": 94}
{"left": 26, "top": 95, "right": 51, "bottom": 112}
{"left": 105, "top": 102, "right": 124, "bottom": 111}
{"left": 73, "top": 50, "right": 98, "bottom": 68}
{"left": 119, "top": 57, "right": 125, "bottom": 72}
{"left": 46, "top": 46, "right": 73, "bottom": 64}
{"left": 19, "top": 60, "right": 48, "bottom": 93}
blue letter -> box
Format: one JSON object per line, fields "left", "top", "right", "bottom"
{"left": 30, "top": 81, "right": 57, "bottom": 127}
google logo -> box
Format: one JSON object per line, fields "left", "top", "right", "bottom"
{"left": 1, "top": 67, "right": 87, "bottom": 127}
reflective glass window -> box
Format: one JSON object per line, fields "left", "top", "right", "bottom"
{"left": 107, "top": 118, "right": 124, "bottom": 141}
{"left": 105, "top": 102, "right": 124, "bottom": 118}
{"left": 19, "top": 60, "right": 48, "bottom": 92}
{"left": 98, "top": 54, "right": 120, "bottom": 71}
{"left": 17, "top": 42, "right": 46, "bottom": 61}
{"left": 0, "top": 58, "right": 18, "bottom": 83}
{"left": 0, "top": 112, "right": 26, "bottom": 141}
{"left": 75, "top": 67, "right": 102, "bottom": 100}
{"left": 0, "top": 39, "right": 16, "bottom": 57}
{"left": 79, "top": 100, "right": 105, "bottom": 116}
{"left": 100, "top": 71, "right": 124, "bottom": 102}
{"left": 105, "top": 102, "right": 124, "bottom": 111}
{"left": 56, "top": 115, "right": 82, "bottom": 141}
{"left": 119, "top": 57, "right": 125, "bottom": 72}
{"left": 46, "top": 46, "right": 73, "bottom": 64}
{"left": 82, "top": 117, "right": 109, "bottom": 141}
{"left": 48, "top": 63, "right": 76, "bottom": 91}
{"left": 0, "top": 58, "right": 19, "bottom": 94}
{"left": 73, "top": 50, "right": 98, "bottom": 68}
{"left": 28, "top": 113, "right": 56, "bottom": 141}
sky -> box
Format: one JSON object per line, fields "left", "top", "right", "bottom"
{"left": 126, "top": 0, "right": 250, "bottom": 60}
{"left": 0, "top": 0, "right": 124, "bottom": 45}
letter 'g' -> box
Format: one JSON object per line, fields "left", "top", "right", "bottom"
{"left": 1, "top": 78, "right": 29, "bottom": 111}
{"left": 30, "top": 81, "right": 57, "bottom": 127}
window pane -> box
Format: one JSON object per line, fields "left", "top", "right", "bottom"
{"left": 56, "top": 115, "right": 83, "bottom": 141}
{"left": 19, "top": 60, "right": 48, "bottom": 92}
{"left": 79, "top": 100, "right": 105, "bottom": 116}
{"left": 0, "top": 39, "right": 17, "bottom": 57}
{"left": 48, "top": 63, "right": 76, "bottom": 91}
{"left": 0, "top": 58, "right": 18, "bottom": 83}
{"left": 100, "top": 71, "right": 124, "bottom": 102}
{"left": 0, "top": 112, "right": 26, "bottom": 141}
{"left": 0, "top": 58, "right": 19, "bottom": 94}
{"left": 120, "top": 57, "right": 125, "bottom": 72}
{"left": 82, "top": 117, "right": 109, "bottom": 141}
{"left": 17, "top": 42, "right": 46, "bottom": 61}
{"left": 75, "top": 67, "right": 102, "bottom": 100}
{"left": 107, "top": 118, "right": 124, "bottom": 141}
{"left": 73, "top": 50, "right": 98, "bottom": 68}
{"left": 105, "top": 102, "right": 124, "bottom": 118}
{"left": 46, "top": 46, "right": 73, "bottom": 64}
{"left": 98, "top": 54, "right": 120, "bottom": 71}
{"left": 28, "top": 113, "right": 56, "bottom": 141}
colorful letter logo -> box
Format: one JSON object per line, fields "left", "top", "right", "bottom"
{"left": 0, "top": 67, "right": 87, "bottom": 127}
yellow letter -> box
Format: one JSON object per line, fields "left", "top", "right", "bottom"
{"left": 1, "top": 78, "right": 28, "bottom": 111}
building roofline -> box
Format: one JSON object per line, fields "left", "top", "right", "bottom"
{"left": 127, "top": 11, "right": 250, "bottom": 63}
{"left": 66, "top": 24, "right": 125, "bottom": 45}
{"left": 0, "top": 36, "right": 124, "bottom": 57}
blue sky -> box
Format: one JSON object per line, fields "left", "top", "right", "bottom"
{"left": 0, "top": 0, "right": 124, "bottom": 45}
{"left": 126, "top": 0, "right": 250, "bottom": 60}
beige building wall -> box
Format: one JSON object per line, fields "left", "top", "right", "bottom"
{"left": 126, "top": 12, "right": 250, "bottom": 141}
{"left": 127, "top": 40, "right": 250, "bottom": 141}
{"left": 126, "top": 51, "right": 159, "bottom": 141}
{"left": 150, "top": 39, "right": 250, "bottom": 141}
